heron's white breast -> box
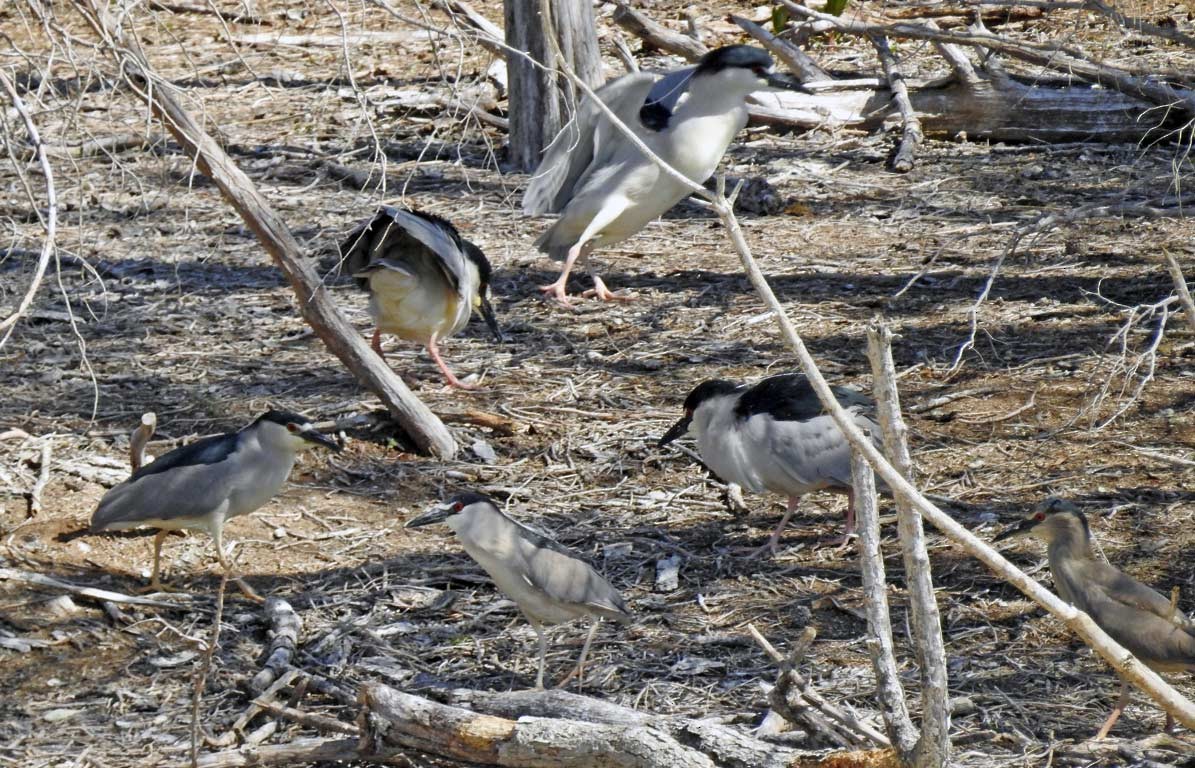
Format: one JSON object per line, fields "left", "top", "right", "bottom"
{"left": 369, "top": 268, "right": 467, "bottom": 343}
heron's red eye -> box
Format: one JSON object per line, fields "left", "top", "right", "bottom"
{"left": 454, "top": 502, "right": 464, "bottom": 512}
{"left": 286, "top": 423, "right": 299, "bottom": 433}
{"left": 1034, "top": 512, "right": 1045, "bottom": 522}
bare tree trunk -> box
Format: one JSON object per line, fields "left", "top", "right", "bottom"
{"left": 867, "top": 322, "right": 950, "bottom": 768}
{"left": 504, "top": 0, "right": 601, "bottom": 171}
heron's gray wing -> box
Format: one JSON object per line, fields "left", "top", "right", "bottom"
{"left": 1060, "top": 558, "right": 1195, "bottom": 667}
{"left": 342, "top": 207, "right": 468, "bottom": 291}
{"left": 747, "top": 411, "right": 881, "bottom": 490}
{"left": 91, "top": 440, "right": 245, "bottom": 530}
{"left": 523, "top": 72, "right": 660, "bottom": 216}
{"left": 512, "top": 527, "right": 630, "bottom": 622}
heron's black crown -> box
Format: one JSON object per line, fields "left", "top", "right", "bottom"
{"left": 446, "top": 491, "right": 497, "bottom": 510}
{"left": 255, "top": 410, "right": 313, "bottom": 427}
{"left": 694, "top": 45, "right": 774, "bottom": 77}
{"left": 682, "top": 380, "right": 741, "bottom": 412}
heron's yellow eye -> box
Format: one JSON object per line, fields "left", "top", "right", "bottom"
{"left": 472, "top": 295, "right": 482, "bottom": 308}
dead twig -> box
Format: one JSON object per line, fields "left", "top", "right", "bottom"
{"left": 1162, "top": 249, "right": 1195, "bottom": 336}
{"left": 0, "top": 70, "right": 58, "bottom": 350}
{"left": 868, "top": 33, "right": 922, "bottom": 173}
{"left": 26, "top": 439, "right": 52, "bottom": 517}
{"left": 192, "top": 575, "right": 228, "bottom": 768}
{"left": 250, "top": 597, "right": 302, "bottom": 694}
{"left": 612, "top": 3, "right": 707, "bottom": 62}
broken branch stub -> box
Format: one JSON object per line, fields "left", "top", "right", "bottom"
{"left": 74, "top": 2, "right": 456, "bottom": 458}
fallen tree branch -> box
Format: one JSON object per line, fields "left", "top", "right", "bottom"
{"left": 362, "top": 683, "right": 805, "bottom": 768}
{"left": 1163, "top": 249, "right": 1195, "bottom": 335}
{"left": 129, "top": 412, "right": 155, "bottom": 471}
{"left": 194, "top": 736, "right": 363, "bottom": 768}
{"left": 0, "top": 567, "right": 196, "bottom": 610}
{"left": 868, "top": 33, "right": 922, "bottom": 172}
{"left": 612, "top": 3, "right": 707, "bottom": 61}
{"left": 250, "top": 597, "right": 302, "bottom": 694}
{"left": 0, "top": 70, "right": 58, "bottom": 350}
{"left": 730, "top": 14, "right": 829, "bottom": 82}
{"left": 70, "top": 1, "right": 457, "bottom": 458}
{"left": 780, "top": 0, "right": 1195, "bottom": 118}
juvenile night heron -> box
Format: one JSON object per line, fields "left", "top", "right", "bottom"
{"left": 523, "top": 45, "right": 806, "bottom": 306}
{"left": 91, "top": 410, "right": 340, "bottom": 600}
{"left": 406, "top": 492, "right": 632, "bottom": 689}
{"left": 659, "top": 373, "right": 884, "bottom": 554}
{"left": 340, "top": 206, "right": 502, "bottom": 389}
{"left": 994, "top": 499, "right": 1195, "bottom": 739}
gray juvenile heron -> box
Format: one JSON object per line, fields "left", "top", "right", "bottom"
{"left": 659, "top": 373, "right": 884, "bottom": 554}
{"left": 524, "top": 45, "right": 806, "bottom": 306}
{"left": 91, "top": 410, "right": 340, "bottom": 600}
{"left": 406, "top": 492, "right": 631, "bottom": 689}
{"left": 995, "top": 499, "right": 1195, "bottom": 739}
{"left": 341, "top": 206, "right": 502, "bottom": 389}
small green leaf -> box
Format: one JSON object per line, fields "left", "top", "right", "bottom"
{"left": 825, "top": 0, "right": 849, "bottom": 16}
{"left": 771, "top": 5, "right": 790, "bottom": 33}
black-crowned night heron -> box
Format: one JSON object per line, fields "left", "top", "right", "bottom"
{"left": 405, "top": 492, "right": 632, "bottom": 689}
{"left": 523, "top": 45, "right": 805, "bottom": 306}
{"left": 659, "top": 373, "right": 884, "bottom": 554}
{"left": 340, "top": 206, "right": 502, "bottom": 389}
{"left": 994, "top": 499, "right": 1195, "bottom": 739}
{"left": 91, "top": 410, "right": 340, "bottom": 600}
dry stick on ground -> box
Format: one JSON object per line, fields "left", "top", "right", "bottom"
{"left": 0, "top": 70, "right": 58, "bottom": 350}
{"left": 0, "top": 567, "right": 195, "bottom": 610}
{"left": 868, "top": 34, "right": 922, "bottom": 173}
{"left": 194, "top": 737, "right": 363, "bottom": 768}
{"left": 851, "top": 448, "right": 919, "bottom": 763}
{"left": 129, "top": 412, "right": 156, "bottom": 471}
{"left": 780, "top": 0, "right": 1195, "bottom": 118}
{"left": 26, "top": 439, "right": 52, "bottom": 517}
{"left": 867, "top": 322, "right": 950, "bottom": 767}
{"left": 250, "top": 598, "right": 302, "bottom": 694}
{"left": 69, "top": 2, "right": 456, "bottom": 458}
{"left": 543, "top": 38, "right": 1195, "bottom": 735}
{"left": 612, "top": 3, "right": 707, "bottom": 61}
{"left": 729, "top": 14, "right": 830, "bottom": 82}
{"left": 1162, "top": 249, "right": 1195, "bottom": 336}
{"left": 747, "top": 624, "right": 891, "bottom": 748}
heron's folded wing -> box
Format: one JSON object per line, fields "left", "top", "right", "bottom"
{"left": 1072, "top": 562, "right": 1195, "bottom": 666}
{"left": 523, "top": 72, "right": 660, "bottom": 216}
{"left": 91, "top": 444, "right": 243, "bottom": 530}
{"left": 515, "top": 530, "right": 630, "bottom": 621}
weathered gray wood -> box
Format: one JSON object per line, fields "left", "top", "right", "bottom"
{"left": 504, "top": 0, "right": 601, "bottom": 172}
{"left": 433, "top": 687, "right": 806, "bottom": 767}
{"left": 612, "top": 3, "right": 707, "bottom": 62}
{"left": 851, "top": 450, "right": 919, "bottom": 764}
{"left": 730, "top": 14, "right": 829, "bottom": 82}
{"left": 749, "top": 74, "right": 1171, "bottom": 142}
{"left": 76, "top": 2, "right": 456, "bottom": 458}
{"left": 866, "top": 322, "right": 950, "bottom": 768}
{"left": 362, "top": 683, "right": 720, "bottom": 767}
{"left": 869, "top": 34, "right": 922, "bottom": 173}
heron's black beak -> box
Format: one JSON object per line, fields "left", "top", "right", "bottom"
{"left": 658, "top": 414, "right": 692, "bottom": 448}
{"left": 300, "top": 426, "right": 343, "bottom": 452}
{"left": 405, "top": 503, "right": 454, "bottom": 529}
{"left": 765, "top": 71, "right": 809, "bottom": 94}
{"left": 479, "top": 295, "right": 504, "bottom": 343}
{"left": 993, "top": 517, "right": 1035, "bottom": 542}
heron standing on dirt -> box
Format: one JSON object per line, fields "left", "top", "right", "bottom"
{"left": 523, "top": 45, "right": 806, "bottom": 306}
{"left": 341, "top": 206, "right": 502, "bottom": 389}
{"left": 90, "top": 410, "right": 341, "bottom": 601}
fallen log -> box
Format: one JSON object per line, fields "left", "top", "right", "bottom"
{"left": 363, "top": 683, "right": 811, "bottom": 768}
{"left": 748, "top": 74, "right": 1170, "bottom": 142}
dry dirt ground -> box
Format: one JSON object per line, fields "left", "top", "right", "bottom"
{"left": 2, "top": 1, "right": 1195, "bottom": 766}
